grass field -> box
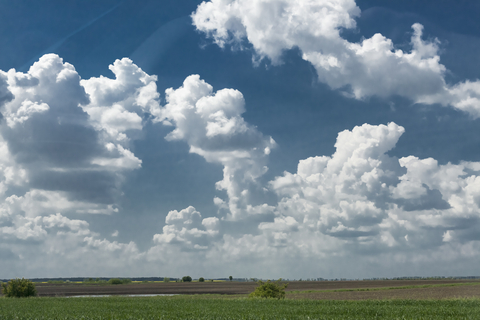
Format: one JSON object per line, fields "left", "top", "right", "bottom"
{"left": 1, "top": 295, "right": 480, "bottom": 319}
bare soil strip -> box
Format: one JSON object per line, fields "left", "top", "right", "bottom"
{"left": 33, "top": 282, "right": 258, "bottom": 297}
{"left": 24, "top": 279, "right": 480, "bottom": 299}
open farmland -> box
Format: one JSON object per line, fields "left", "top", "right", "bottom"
{"left": 22, "top": 279, "right": 480, "bottom": 299}
{"left": 1, "top": 296, "right": 480, "bottom": 319}
{"left": 2, "top": 280, "right": 480, "bottom": 319}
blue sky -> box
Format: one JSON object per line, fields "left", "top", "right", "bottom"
{"left": 1, "top": 0, "right": 480, "bottom": 279}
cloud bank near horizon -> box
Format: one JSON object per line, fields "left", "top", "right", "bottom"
{"left": 0, "top": 53, "right": 480, "bottom": 278}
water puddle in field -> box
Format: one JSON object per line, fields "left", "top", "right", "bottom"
{"left": 67, "top": 294, "right": 178, "bottom": 298}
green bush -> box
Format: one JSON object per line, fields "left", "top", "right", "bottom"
{"left": 198, "top": 277, "right": 205, "bottom": 282}
{"left": 108, "top": 278, "right": 123, "bottom": 285}
{"left": 108, "top": 278, "right": 131, "bottom": 285}
{"left": 1, "top": 278, "right": 37, "bottom": 298}
{"left": 182, "top": 276, "right": 192, "bottom": 282}
{"left": 163, "top": 277, "right": 170, "bottom": 283}
{"left": 249, "top": 279, "right": 288, "bottom": 299}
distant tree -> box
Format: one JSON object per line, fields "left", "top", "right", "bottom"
{"left": 182, "top": 276, "right": 192, "bottom": 282}
{"left": 229, "top": 276, "right": 233, "bottom": 281}
{"left": 163, "top": 277, "right": 170, "bottom": 283}
{"left": 1, "top": 278, "right": 37, "bottom": 298}
{"left": 249, "top": 279, "right": 288, "bottom": 299}
{"left": 199, "top": 277, "right": 205, "bottom": 282}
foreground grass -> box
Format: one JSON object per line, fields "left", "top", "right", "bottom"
{"left": 1, "top": 296, "right": 480, "bottom": 319}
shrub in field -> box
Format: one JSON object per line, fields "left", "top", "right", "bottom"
{"left": 108, "top": 278, "right": 131, "bottom": 285}
{"left": 199, "top": 277, "right": 205, "bottom": 282}
{"left": 249, "top": 279, "right": 288, "bottom": 299}
{"left": 1, "top": 278, "right": 37, "bottom": 298}
{"left": 108, "top": 278, "right": 123, "bottom": 285}
{"left": 163, "top": 277, "right": 170, "bottom": 283}
{"left": 182, "top": 276, "right": 192, "bottom": 282}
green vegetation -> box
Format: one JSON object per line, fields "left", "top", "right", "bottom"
{"left": 0, "top": 296, "right": 479, "bottom": 319}
{"left": 47, "top": 280, "right": 67, "bottom": 284}
{"left": 83, "top": 278, "right": 107, "bottom": 284}
{"left": 163, "top": 277, "right": 170, "bottom": 283}
{"left": 1, "top": 278, "right": 37, "bottom": 298}
{"left": 182, "top": 276, "right": 192, "bottom": 282}
{"left": 107, "top": 278, "right": 132, "bottom": 285}
{"left": 229, "top": 275, "right": 233, "bottom": 281}
{"left": 288, "top": 281, "right": 480, "bottom": 295}
{"left": 249, "top": 279, "right": 288, "bottom": 299}
{"left": 199, "top": 277, "right": 205, "bottom": 282}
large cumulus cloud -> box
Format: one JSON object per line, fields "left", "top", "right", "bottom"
{"left": 155, "top": 75, "right": 276, "bottom": 221}
{"left": 210, "top": 122, "right": 480, "bottom": 277}
{"left": 270, "top": 122, "right": 480, "bottom": 249}
{"left": 148, "top": 75, "right": 480, "bottom": 277}
{"left": 0, "top": 54, "right": 155, "bottom": 277}
{"left": 80, "top": 57, "right": 161, "bottom": 144}
{"left": 192, "top": 0, "right": 480, "bottom": 118}
{"left": 0, "top": 54, "right": 159, "bottom": 215}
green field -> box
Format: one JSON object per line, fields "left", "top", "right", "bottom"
{"left": 1, "top": 296, "right": 479, "bottom": 319}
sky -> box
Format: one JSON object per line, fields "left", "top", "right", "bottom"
{"left": 1, "top": 0, "right": 480, "bottom": 280}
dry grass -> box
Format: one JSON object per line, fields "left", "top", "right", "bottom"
{"left": 288, "top": 282, "right": 480, "bottom": 300}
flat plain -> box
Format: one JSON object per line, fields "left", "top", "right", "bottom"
{"left": 2, "top": 280, "right": 480, "bottom": 319}
{"left": 18, "top": 279, "right": 480, "bottom": 299}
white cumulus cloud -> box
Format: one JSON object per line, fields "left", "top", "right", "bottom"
{"left": 0, "top": 54, "right": 156, "bottom": 216}
{"left": 157, "top": 75, "right": 276, "bottom": 220}
{"left": 0, "top": 54, "right": 154, "bottom": 277}
{"left": 193, "top": 0, "right": 480, "bottom": 118}
{"left": 153, "top": 206, "right": 219, "bottom": 250}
